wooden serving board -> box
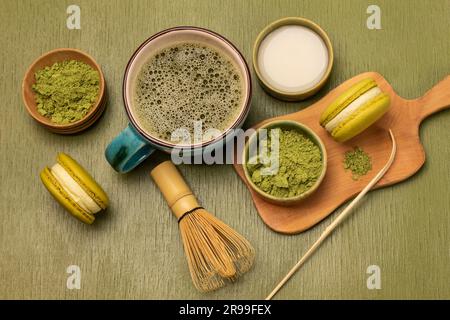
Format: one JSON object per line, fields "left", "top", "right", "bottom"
{"left": 234, "top": 72, "right": 450, "bottom": 234}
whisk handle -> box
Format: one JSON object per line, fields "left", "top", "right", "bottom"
{"left": 150, "top": 161, "right": 200, "bottom": 219}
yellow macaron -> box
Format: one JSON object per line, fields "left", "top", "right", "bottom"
{"left": 319, "top": 78, "right": 390, "bottom": 142}
{"left": 40, "top": 153, "right": 109, "bottom": 224}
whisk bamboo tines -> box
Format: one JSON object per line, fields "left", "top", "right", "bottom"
{"left": 150, "top": 161, "right": 255, "bottom": 292}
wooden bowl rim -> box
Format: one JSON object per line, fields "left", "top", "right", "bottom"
{"left": 22, "top": 48, "right": 105, "bottom": 130}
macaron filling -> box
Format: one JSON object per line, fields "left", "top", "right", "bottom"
{"left": 325, "top": 87, "right": 382, "bottom": 132}
{"left": 50, "top": 163, "right": 101, "bottom": 214}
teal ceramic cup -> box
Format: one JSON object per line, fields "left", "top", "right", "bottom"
{"left": 105, "top": 27, "right": 252, "bottom": 173}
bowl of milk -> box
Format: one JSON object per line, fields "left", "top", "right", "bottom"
{"left": 253, "top": 17, "right": 334, "bottom": 101}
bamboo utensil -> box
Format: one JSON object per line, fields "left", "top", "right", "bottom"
{"left": 266, "top": 129, "right": 397, "bottom": 300}
{"left": 150, "top": 161, "right": 255, "bottom": 292}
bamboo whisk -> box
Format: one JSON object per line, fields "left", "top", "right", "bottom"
{"left": 151, "top": 161, "right": 255, "bottom": 292}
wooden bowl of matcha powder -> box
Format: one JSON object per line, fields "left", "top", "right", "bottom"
{"left": 242, "top": 120, "right": 327, "bottom": 206}
{"left": 22, "top": 48, "right": 106, "bottom": 134}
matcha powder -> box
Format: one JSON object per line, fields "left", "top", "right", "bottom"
{"left": 32, "top": 60, "right": 100, "bottom": 124}
{"left": 343, "top": 147, "right": 372, "bottom": 180}
{"left": 247, "top": 128, "right": 323, "bottom": 198}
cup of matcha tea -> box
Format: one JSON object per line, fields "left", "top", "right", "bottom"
{"left": 105, "top": 26, "right": 252, "bottom": 172}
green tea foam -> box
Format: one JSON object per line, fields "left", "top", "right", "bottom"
{"left": 133, "top": 42, "right": 244, "bottom": 143}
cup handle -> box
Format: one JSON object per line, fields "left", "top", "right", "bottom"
{"left": 105, "top": 124, "right": 155, "bottom": 173}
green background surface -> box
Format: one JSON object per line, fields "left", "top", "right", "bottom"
{"left": 1, "top": 0, "right": 449, "bottom": 299}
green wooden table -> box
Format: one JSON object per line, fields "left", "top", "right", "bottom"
{"left": 1, "top": 0, "right": 449, "bottom": 299}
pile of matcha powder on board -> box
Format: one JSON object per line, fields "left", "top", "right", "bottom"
{"left": 343, "top": 147, "right": 372, "bottom": 180}
{"left": 246, "top": 128, "right": 323, "bottom": 198}
{"left": 32, "top": 60, "right": 100, "bottom": 124}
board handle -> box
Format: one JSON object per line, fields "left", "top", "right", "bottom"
{"left": 416, "top": 75, "right": 450, "bottom": 122}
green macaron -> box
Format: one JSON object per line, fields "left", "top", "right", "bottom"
{"left": 40, "top": 153, "right": 109, "bottom": 224}
{"left": 319, "top": 78, "right": 390, "bottom": 142}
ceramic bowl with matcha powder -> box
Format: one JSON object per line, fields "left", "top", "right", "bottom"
{"left": 242, "top": 120, "right": 327, "bottom": 206}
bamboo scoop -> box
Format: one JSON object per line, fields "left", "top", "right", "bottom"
{"left": 151, "top": 161, "right": 255, "bottom": 292}
{"left": 266, "top": 129, "right": 397, "bottom": 300}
